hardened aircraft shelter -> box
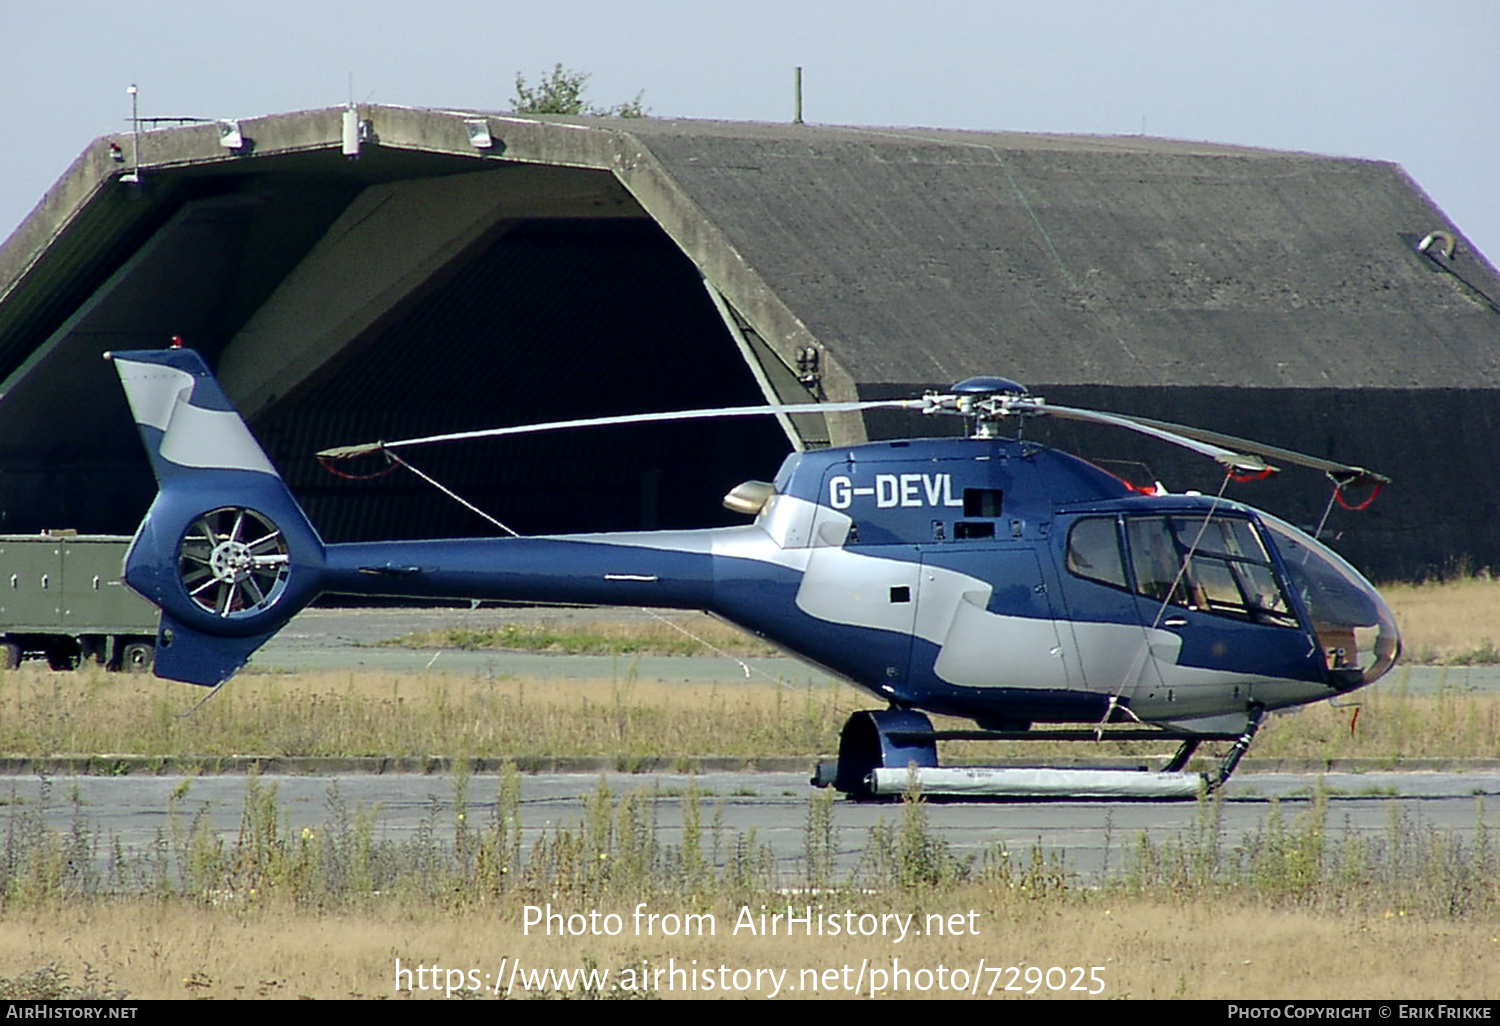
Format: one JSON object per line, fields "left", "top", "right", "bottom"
{"left": 0, "top": 105, "right": 1496, "bottom": 577}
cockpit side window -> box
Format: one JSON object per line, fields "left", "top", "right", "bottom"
{"left": 1125, "top": 517, "right": 1190, "bottom": 606}
{"left": 1124, "top": 514, "right": 1298, "bottom": 627}
{"left": 1066, "top": 517, "right": 1128, "bottom": 589}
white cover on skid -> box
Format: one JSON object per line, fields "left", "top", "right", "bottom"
{"left": 868, "top": 766, "right": 1205, "bottom": 799}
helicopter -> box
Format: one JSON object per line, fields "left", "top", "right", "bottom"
{"left": 106, "top": 345, "right": 1400, "bottom": 800}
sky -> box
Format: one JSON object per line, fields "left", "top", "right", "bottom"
{"left": 1, "top": 1, "right": 1496, "bottom": 261}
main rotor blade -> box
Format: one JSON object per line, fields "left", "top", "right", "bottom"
{"left": 1040, "top": 404, "right": 1272, "bottom": 474}
{"left": 318, "top": 399, "right": 922, "bottom": 459}
{"left": 1089, "top": 410, "right": 1390, "bottom": 485}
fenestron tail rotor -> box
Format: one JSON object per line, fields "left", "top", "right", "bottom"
{"left": 177, "top": 507, "right": 291, "bottom": 619}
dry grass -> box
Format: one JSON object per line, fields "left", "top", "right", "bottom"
{"left": 385, "top": 617, "right": 783, "bottom": 658}
{"left": 1245, "top": 674, "right": 1500, "bottom": 760}
{"left": 2, "top": 895, "right": 1495, "bottom": 999}
{"left": 1380, "top": 576, "right": 1500, "bottom": 665}
{"left": 3, "top": 661, "right": 1500, "bottom": 762}
{"left": 0, "top": 665, "right": 867, "bottom": 760}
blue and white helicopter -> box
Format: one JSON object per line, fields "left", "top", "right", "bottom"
{"left": 108, "top": 345, "right": 1399, "bottom": 800}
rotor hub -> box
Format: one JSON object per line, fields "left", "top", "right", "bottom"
{"left": 208, "top": 539, "right": 257, "bottom": 583}
{"left": 919, "top": 377, "right": 1043, "bottom": 438}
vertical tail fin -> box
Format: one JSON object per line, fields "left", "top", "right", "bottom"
{"left": 109, "top": 348, "right": 327, "bottom": 686}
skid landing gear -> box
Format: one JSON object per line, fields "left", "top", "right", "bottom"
{"left": 813, "top": 706, "right": 1265, "bottom": 801}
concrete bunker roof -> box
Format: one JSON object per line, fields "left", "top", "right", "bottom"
{"left": 3, "top": 104, "right": 1496, "bottom": 406}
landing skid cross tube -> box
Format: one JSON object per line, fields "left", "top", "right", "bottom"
{"left": 816, "top": 707, "right": 1266, "bottom": 801}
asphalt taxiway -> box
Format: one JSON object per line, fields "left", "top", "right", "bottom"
{"left": 8, "top": 769, "right": 1500, "bottom": 884}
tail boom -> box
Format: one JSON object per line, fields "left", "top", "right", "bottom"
{"left": 319, "top": 537, "right": 716, "bottom": 609}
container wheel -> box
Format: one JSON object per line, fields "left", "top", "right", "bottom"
{"left": 120, "top": 642, "right": 154, "bottom": 673}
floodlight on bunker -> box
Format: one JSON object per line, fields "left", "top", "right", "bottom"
{"left": 464, "top": 118, "right": 493, "bottom": 149}
{"left": 342, "top": 105, "right": 361, "bottom": 158}
{"left": 217, "top": 119, "right": 243, "bottom": 150}
{"left": 1418, "top": 230, "right": 1457, "bottom": 262}
{"left": 119, "top": 83, "right": 141, "bottom": 185}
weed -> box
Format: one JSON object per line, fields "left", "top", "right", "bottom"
{"left": 803, "top": 785, "right": 837, "bottom": 893}
{"left": 0, "top": 962, "right": 127, "bottom": 1000}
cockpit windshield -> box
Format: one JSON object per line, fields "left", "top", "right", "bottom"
{"left": 1259, "top": 514, "right": 1401, "bottom": 686}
